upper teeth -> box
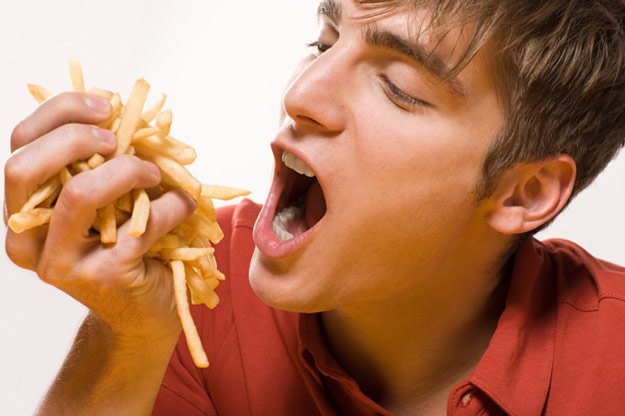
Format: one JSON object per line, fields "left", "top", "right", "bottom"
{"left": 282, "top": 151, "right": 315, "bottom": 177}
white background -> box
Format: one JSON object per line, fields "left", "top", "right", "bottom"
{"left": 0, "top": 1, "right": 623, "bottom": 414}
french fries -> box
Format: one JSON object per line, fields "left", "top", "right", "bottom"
{"left": 8, "top": 61, "right": 251, "bottom": 368}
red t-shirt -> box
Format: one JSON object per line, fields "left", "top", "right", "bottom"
{"left": 153, "top": 199, "right": 625, "bottom": 415}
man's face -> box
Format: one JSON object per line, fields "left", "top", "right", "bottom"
{"left": 249, "top": 0, "right": 504, "bottom": 312}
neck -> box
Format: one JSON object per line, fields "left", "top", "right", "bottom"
{"left": 320, "top": 246, "right": 512, "bottom": 414}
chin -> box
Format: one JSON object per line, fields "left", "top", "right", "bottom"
{"left": 248, "top": 249, "right": 332, "bottom": 314}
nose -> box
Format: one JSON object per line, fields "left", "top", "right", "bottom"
{"left": 282, "top": 50, "right": 347, "bottom": 135}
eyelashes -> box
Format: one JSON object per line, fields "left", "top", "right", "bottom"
{"left": 306, "top": 40, "right": 332, "bottom": 55}
{"left": 305, "top": 40, "right": 432, "bottom": 110}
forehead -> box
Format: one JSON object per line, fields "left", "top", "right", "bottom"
{"left": 319, "top": 0, "right": 496, "bottom": 90}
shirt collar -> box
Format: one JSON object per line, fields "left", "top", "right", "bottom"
{"left": 296, "top": 238, "right": 558, "bottom": 416}
{"left": 468, "top": 238, "right": 558, "bottom": 416}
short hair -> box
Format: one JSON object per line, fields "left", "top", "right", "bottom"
{"left": 358, "top": 0, "right": 625, "bottom": 230}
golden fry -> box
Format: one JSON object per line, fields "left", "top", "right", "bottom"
{"left": 134, "top": 135, "right": 197, "bottom": 166}
{"left": 87, "top": 153, "right": 106, "bottom": 169}
{"left": 156, "top": 109, "right": 172, "bottom": 137}
{"left": 141, "top": 94, "right": 166, "bottom": 123}
{"left": 8, "top": 208, "right": 53, "bottom": 233}
{"left": 59, "top": 167, "right": 73, "bottom": 185}
{"left": 170, "top": 261, "right": 209, "bottom": 368}
{"left": 70, "top": 161, "right": 90, "bottom": 174}
{"left": 133, "top": 127, "right": 160, "bottom": 141}
{"left": 160, "top": 247, "right": 215, "bottom": 262}
{"left": 98, "top": 204, "right": 117, "bottom": 243}
{"left": 115, "top": 192, "right": 133, "bottom": 213}
{"left": 128, "top": 189, "right": 150, "bottom": 237}
{"left": 197, "top": 194, "right": 217, "bottom": 222}
{"left": 201, "top": 184, "right": 250, "bottom": 201}
{"left": 115, "top": 79, "right": 150, "bottom": 156}
{"left": 150, "top": 154, "right": 201, "bottom": 200}
{"left": 69, "top": 59, "right": 86, "bottom": 93}
{"left": 27, "top": 84, "right": 52, "bottom": 103}
{"left": 21, "top": 176, "right": 61, "bottom": 213}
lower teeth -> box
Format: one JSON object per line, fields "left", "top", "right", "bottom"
{"left": 272, "top": 200, "right": 304, "bottom": 241}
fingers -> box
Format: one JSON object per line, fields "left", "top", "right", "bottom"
{"left": 114, "top": 190, "right": 196, "bottom": 260}
{"left": 11, "top": 92, "right": 111, "bottom": 152}
{"left": 4, "top": 124, "right": 117, "bottom": 217}
{"left": 39, "top": 156, "right": 162, "bottom": 272}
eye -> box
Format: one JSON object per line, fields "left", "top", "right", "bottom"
{"left": 380, "top": 75, "right": 432, "bottom": 111}
{"left": 306, "top": 40, "right": 332, "bottom": 56}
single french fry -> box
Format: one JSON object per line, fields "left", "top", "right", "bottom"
{"left": 156, "top": 109, "right": 172, "bottom": 137}
{"left": 69, "top": 59, "right": 86, "bottom": 93}
{"left": 156, "top": 233, "right": 184, "bottom": 250}
{"left": 201, "top": 184, "right": 250, "bottom": 201}
{"left": 110, "top": 117, "right": 122, "bottom": 134}
{"left": 8, "top": 208, "right": 53, "bottom": 233}
{"left": 98, "top": 204, "right": 117, "bottom": 243}
{"left": 70, "top": 161, "right": 91, "bottom": 174}
{"left": 115, "top": 79, "right": 150, "bottom": 156}
{"left": 185, "top": 265, "right": 220, "bottom": 309}
{"left": 39, "top": 186, "right": 60, "bottom": 209}
{"left": 128, "top": 189, "right": 150, "bottom": 237}
{"left": 115, "top": 192, "right": 133, "bottom": 213}
{"left": 184, "top": 214, "right": 223, "bottom": 244}
{"left": 141, "top": 94, "right": 166, "bottom": 123}
{"left": 197, "top": 194, "right": 217, "bottom": 222}
{"left": 149, "top": 154, "right": 201, "bottom": 200}
{"left": 100, "top": 93, "right": 123, "bottom": 130}
{"left": 133, "top": 127, "right": 160, "bottom": 141}
{"left": 27, "top": 84, "right": 52, "bottom": 103}
{"left": 20, "top": 176, "right": 61, "bottom": 213}
{"left": 59, "top": 167, "right": 73, "bottom": 185}
{"left": 134, "top": 135, "right": 196, "bottom": 166}
{"left": 87, "top": 153, "right": 106, "bottom": 169}
{"left": 87, "top": 87, "right": 114, "bottom": 100}
{"left": 114, "top": 208, "right": 130, "bottom": 226}
{"left": 170, "top": 261, "right": 209, "bottom": 368}
{"left": 171, "top": 221, "right": 198, "bottom": 245}
{"left": 160, "top": 247, "right": 215, "bottom": 262}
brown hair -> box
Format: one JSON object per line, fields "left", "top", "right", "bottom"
{"left": 359, "top": 0, "right": 625, "bottom": 231}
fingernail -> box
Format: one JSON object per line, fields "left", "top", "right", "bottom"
{"left": 85, "top": 96, "right": 111, "bottom": 114}
{"left": 93, "top": 127, "right": 116, "bottom": 144}
{"left": 144, "top": 161, "right": 161, "bottom": 177}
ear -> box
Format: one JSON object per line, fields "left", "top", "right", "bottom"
{"left": 485, "top": 154, "right": 577, "bottom": 235}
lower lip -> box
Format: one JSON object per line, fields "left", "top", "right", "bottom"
{"left": 253, "top": 173, "right": 321, "bottom": 259}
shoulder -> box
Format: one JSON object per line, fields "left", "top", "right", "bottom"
{"left": 537, "top": 238, "right": 625, "bottom": 310}
{"left": 536, "top": 239, "right": 625, "bottom": 414}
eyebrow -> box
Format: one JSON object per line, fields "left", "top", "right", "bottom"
{"left": 317, "top": 0, "right": 467, "bottom": 101}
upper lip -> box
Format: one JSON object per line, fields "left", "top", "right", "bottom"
{"left": 270, "top": 137, "right": 328, "bottom": 211}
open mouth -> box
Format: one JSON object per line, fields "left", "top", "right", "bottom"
{"left": 272, "top": 150, "right": 327, "bottom": 241}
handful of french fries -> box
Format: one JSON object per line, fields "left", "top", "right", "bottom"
{"left": 8, "top": 60, "right": 250, "bottom": 368}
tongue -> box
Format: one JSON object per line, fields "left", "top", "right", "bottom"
{"left": 305, "top": 181, "right": 326, "bottom": 229}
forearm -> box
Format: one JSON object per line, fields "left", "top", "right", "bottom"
{"left": 37, "top": 312, "right": 180, "bottom": 416}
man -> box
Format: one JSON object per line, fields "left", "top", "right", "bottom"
{"left": 5, "top": 0, "right": 625, "bottom": 414}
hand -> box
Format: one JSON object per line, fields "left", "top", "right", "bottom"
{"left": 4, "top": 92, "right": 196, "bottom": 342}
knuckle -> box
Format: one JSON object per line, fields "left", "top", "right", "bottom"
{"left": 5, "top": 235, "right": 35, "bottom": 271}
{"left": 35, "top": 256, "right": 61, "bottom": 284}
{"left": 60, "top": 177, "right": 92, "bottom": 208}
{"left": 10, "top": 122, "right": 28, "bottom": 151}
{"left": 4, "top": 156, "right": 26, "bottom": 187}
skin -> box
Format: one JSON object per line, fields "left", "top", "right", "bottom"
{"left": 3, "top": 1, "right": 575, "bottom": 415}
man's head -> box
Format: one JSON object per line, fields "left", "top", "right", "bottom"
{"left": 249, "top": 0, "right": 625, "bottom": 312}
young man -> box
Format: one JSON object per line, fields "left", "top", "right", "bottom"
{"left": 5, "top": 0, "right": 625, "bottom": 414}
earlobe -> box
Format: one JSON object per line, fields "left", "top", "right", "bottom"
{"left": 485, "top": 155, "right": 577, "bottom": 235}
